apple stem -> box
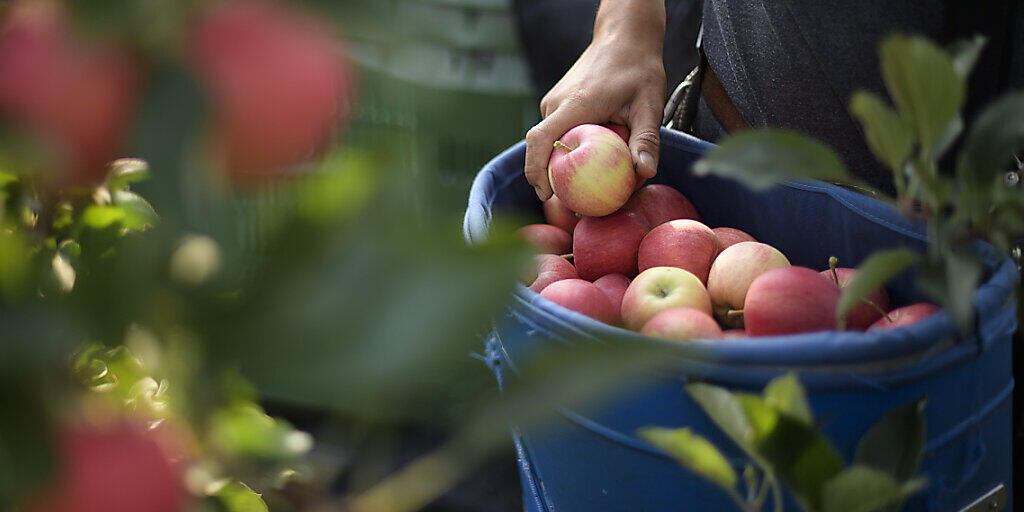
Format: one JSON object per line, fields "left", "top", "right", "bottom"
{"left": 860, "top": 297, "right": 893, "bottom": 322}
{"left": 828, "top": 256, "right": 840, "bottom": 285}
{"left": 726, "top": 309, "right": 744, "bottom": 322}
{"left": 553, "top": 140, "right": 575, "bottom": 152}
{"left": 560, "top": 253, "right": 574, "bottom": 261}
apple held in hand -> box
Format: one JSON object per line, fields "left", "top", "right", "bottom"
{"left": 640, "top": 307, "right": 722, "bottom": 342}
{"left": 624, "top": 184, "right": 700, "bottom": 227}
{"left": 593, "top": 273, "right": 631, "bottom": 313}
{"left": 707, "top": 242, "right": 789, "bottom": 326}
{"left": 821, "top": 267, "right": 891, "bottom": 330}
{"left": 547, "top": 124, "right": 635, "bottom": 216}
{"left": 573, "top": 210, "right": 649, "bottom": 280}
{"left": 743, "top": 266, "right": 841, "bottom": 336}
{"left": 542, "top": 195, "right": 579, "bottom": 235}
{"left": 621, "top": 267, "right": 711, "bottom": 330}
{"left": 540, "top": 278, "right": 618, "bottom": 324}
{"left": 637, "top": 219, "right": 722, "bottom": 284}
{"left": 525, "top": 254, "right": 578, "bottom": 292}
{"left": 868, "top": 303, "right": 940, "bottom": 331}
{"left": 517, "top": 224, "right": 571, "bottom": 255}
{"left": 713, "top": 227, "right": 756, "bottom": 248}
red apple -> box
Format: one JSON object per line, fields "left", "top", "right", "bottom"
{"left": 22, "top": 421, "right": 185, "bottom": 512}
{"left": 820, "top": 267, "right": 892, "bottom": 330}
{"left": 868, "top": 303, "right": 940, "bottom": 331}
{"left": 604, "top": 123, "right": 630, "bottom": 143}
{"left": 540, "top": 278, "right": 618, "bottom": 324}
{"left": 640, "top": 307, "right": 722, "bottom": 341}
{"left": 517, "top": 224, "right": 571, "bottom": 255}
{"left": 188, "top": 0, "right": 354, "bottom": 178}
{"left": 542, "top": 195, "right": 579, "bottom": 235}
{"left": 547, "top": 124, "right": 634, "bottom": 216}
{"left": 713, "top": 227, "right": 756, "bottom": 248}
{"left": 621, "top": 267, "right": 712, "bottom": 330}
{"left": 744, "top": 267, "right": 841, "bottom": 336}
{"left": 624, "top": 184, "right": 700, "bottom": 227}
{"left": 723, "top": 329, "right": 747, "bottom": 339}
{"left": 573, "top": 210, "right": 649, "bottom": 280}
{"left": 593, "top": 273, "right": 631, "bottom": 313}
{"left": 708, "top": 242, "right": 789, "bottom": 326}
{"left": 525, "top": 254, "right": 578, "bottom": 293}
{"left": 637, "top": 219, "right": 721, "bottom": 284}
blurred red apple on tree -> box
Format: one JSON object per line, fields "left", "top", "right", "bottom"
{"left": 623, "top": 184, "right": 700, "bottom": 227}
{"left": 637, "top": 219, "right": 721, "bottom": 284}
{"left": 712, "top": 227, "right": 756, "bottom": 248}
{"left": 547, "top": 124, "right": 634, "bottom": 216}
{"left": 621, "top": 267, "right": 711, "bottom": 330}
{"left": 572, "top": 210, "right": 649, "bottom": 280}
{"left": 540, "top": 278, "right": 618, "bottom": 324}
{"left": 526, "top": 254, "right": 578, "bottom": 292}
{"left": 640, "top": 307, "right": 722, "bottom": 341}
{"left": 189, "top": 0, "right": 354, "bottom": 178}
{"left": 744, "top": 266, "right": 841, "bottom": 336}
{"left": 542, "top": 195, "right": 579, "bottom": 235}
{"left": 868, "top": 303, "right": 940, "bottom": 331}
{"left": 517, "top": 224, "right": 571, "bottom": 254}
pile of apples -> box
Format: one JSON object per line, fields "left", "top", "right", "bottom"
{"left": 519, "top": 124, "right": 938, "bottom": 342}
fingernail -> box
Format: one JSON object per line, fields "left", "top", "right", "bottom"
{"left": 638, "top": 151, "right": 656, "bottom": 172}
{"left": 534, "top": 186, "right": 546, "bottom": 199}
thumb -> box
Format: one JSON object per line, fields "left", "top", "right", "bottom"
{"left": 627, "top": 103, "right": 662, "bottom": 179}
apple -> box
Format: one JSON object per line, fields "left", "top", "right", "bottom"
{"left": 640, "top": 307, "right": 722, "bottom": 341}
{"left": 868, "top": 303, "right": 940, "bottom": 331}
{"left": 540, "top": 278, "right": 618, "bottom": 324}
{"left": 707, "top": 242, "right": 790, "bottom": 326}
{"left": 722, "top": 329, "right": 747, "bottom": 339}
{"left": 637, "top": 219, "right": 721, "bottom": 284}
{"left": 593, "top": 273, "right": 631, "bottom": 313}
{"left": 21, "top": 421, "right": 184, "bottom": 512}
{"left": 621, "top": 267, "right": 712, "bottom": 330}
{"left": 547, "top": 124, "right": 634, "bottom": 216}
{"left": 517, "top": 224, "right": 571, "bottom": 254}
{"left": 572, "top": 210, "right": 649, "bottom": 280}
{"left": 820, "top": 267, "right": 891, "bottom": 330}
{"left": 713, "top": 227, "right": 756, "bottom": 248}
{"left": 624, "top": 184, "right": 700, "bottom": 227}
{"left": 744, "top": 267, "right": 841, "bottom": 336}
{"left": 542, "top": 195, "right": 579, "bottom": 235}
{"left": 188, "top": 0, "right": 354, "bottom": 178}
{"left": 604, "top": 123, "right": 630, "bottom": 143}
{"left": 525, "top": 254, "right": 578, "bottom": 293}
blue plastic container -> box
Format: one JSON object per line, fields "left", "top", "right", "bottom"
{"left": 464, "top": 129, "right": 1017, "bottom": 511}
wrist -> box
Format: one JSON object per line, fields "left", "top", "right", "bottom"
{"left": 593, "top": 0, "right": 665, "bottom": 51}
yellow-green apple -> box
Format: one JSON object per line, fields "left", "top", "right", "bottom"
{"left": 593, "top": 273, "right": 631, "bottom": 316}
{"left": 542, "top": 195, "right": 579, "bottom": 235}
{"left": 744, "top": 267, "right": 841, "bottom": 336}
{"left": 547, "top": 124, "right": 634, "bottom": 216}
{"left": 868, "top": 303, "right": 939, "bottom": 331}
{"left": 713, "top": 227, "right": 756, "bottom": 248}
{"left": 640, "top": 307, "right": 722, "bottom": 341}
{"left": 637, "top": 219, "right": 722, "bottom": 284}
{"left": 525, "top": 254, "right": 578, "bottom": 293}
{"left": 621, "top": 267, "right": 712, "bottom": 330}
{"left": 707, "top": 242, "right": 790, "bottom": 327}
{"left": 723, "top": 329, "right": 747, "bottom": 339}
{"left": 517, "top": 224, "right": 571, "bottom": 254}
{"left": 624, "top": 184, "right": 700, "bottom": 227}
{"left": 820, "top": 267, "right": 891, "bottom": 330}
{"left": 540, "top": 278, "right": 618, "bottom": 324}
{"left": 573, "top": 210, "right": 649, "bottom": 280}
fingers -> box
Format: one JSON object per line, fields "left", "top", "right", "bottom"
{"left": 627, "top": 98, "right": 663, "bottom": 179}
{"left": 524, "top": 103, "right": 589, "bottom": 201}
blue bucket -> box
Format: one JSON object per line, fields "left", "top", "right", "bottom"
{"left": 464, "top": 129, "right": 1017, "bottom": 511}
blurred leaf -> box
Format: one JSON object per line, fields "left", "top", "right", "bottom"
{"left": 738, "top": 394, "right": 844, "bottom": 511}
{"left": 640, "top": 427, "right": 738, "bottom": 493}
{"left": 106, "top": 158, "right": 150, "bottom": 191}
{"left": 948, "top": 35, "right": 987, "bottom": 80}
{"left": 0, "top": 170, "right": 17, "bottom": 187}
{"left": 0, "top": 378, "right": 54, "bottom": 509}
{"left": 297, "top": 151, "right": 379, "bottom": 224}
{"left": 693, "top": 129, "right": 862, "bottom": 189}
{"left": 879, "top": 35, "right": 964, "bottom": 153}
{"left": 81, "top": 205, "right": 126, "bottom": 229}
{"left": 837, "top": 249, "right": 920, "bottom": 326}
{"left": 850, "top": 91, "right": 913, "bottom": 176}
{"left": 209, "top": 404, "right": 311, "bottom": 461}
{"left": 686, "top": 383, "right": 757, "bottom": 460}
{"left": 855, "top": 398, "right": 926, "bottom": 486}
{"left": 916, "top": 248, "right": 981, "bottom": 332}
{"left": 929, "top": 116, "right": 963, "bottom": 162}
{"left": 214, "top": 481, "right": 269, "bottom": 512}
{"left": 0, "top": 228, "right": 32, "bottom": 299}
{"left": 822, "top": 466, "right": 926, "bottom": 512}
{"left": 763, "top": 373, "right": 812, "bottom": 425}
{"left": 957, "top": 92, "right": 1024, "bottom": 211}
{"left": 113, "top": 190, "right": 159, "bottom": 232}
{"left": 51, "top": 252, "right": 75, "bottom": 293}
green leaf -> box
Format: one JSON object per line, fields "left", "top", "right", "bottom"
{"left": 686, "top": 383, "right": 757, "bottom": 458}
{"left": 837, "top": 249, "right": 920, "bottom": 327}
{"left": 948, "top": 35, "right": 987, "bottom": 80}
{"left": 879, "top": 34, "right": 965, "bottom": 153}
{"left": 209, "top": 404, "right": 313, "bottom": 461}
{"left": 849, "top": 91, "right": 913, "bottom": 176}
{"left": 112, "top": 190, "right": 159, "bottom": 231}
{"left": 763, "top": 373, "right": 812, "bottom": 425}
{"left": 215, "top": 481, "right": 269, "bottom": 512}
{"left": 957, "top": 92, "right": 1024, "bottom": 199}
{"left": 106, "top": 158, "right": 150, "bottom": 191}
{"left": 916, "top": 248, "right": 981, "bottom": 333}
{"left": 640, "top": 427, "right": 738, "bottom": 493}
{"left": 693, "top": 129, "right": 861, "bottom": 189}
{"left": 738, "top": 394, "right": 845, "bottom": 511}
{"left": 855, "top": 398, "right": 927, "bottom": 486}
{"left": 822, "top": 466, "right": 927, "bottom": 512}
{"left": 80, "top": 205, "right": 126, "bottom": 229}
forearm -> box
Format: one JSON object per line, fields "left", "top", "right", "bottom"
{"left": 593, "top": 0, "right": 666, "bottom": 52}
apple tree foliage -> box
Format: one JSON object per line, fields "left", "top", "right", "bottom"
{"left": 695, "top": 34, "right": 1023, "bottom": 332}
